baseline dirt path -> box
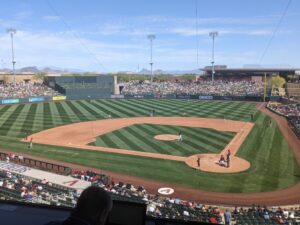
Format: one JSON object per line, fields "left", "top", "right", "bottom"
{"left": 26, "top": 117, "right": 253, "bottom": 173}
{"left": 14, "top": 104, "right": 300, "bottom": 206}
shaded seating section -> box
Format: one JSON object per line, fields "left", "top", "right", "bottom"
{"left": 232, "top": 206, "right": 299, "bottom": 225}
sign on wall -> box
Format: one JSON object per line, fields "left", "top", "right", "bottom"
{"left": 52, "top": 96, "right": 67, "bottom": 101}
{"left": 1, "top": 99, "right": 20, "bottom": 104}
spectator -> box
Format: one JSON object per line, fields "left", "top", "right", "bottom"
{"left": 44, "top": 186, "right": 113, "bottom": 225}
{"left": 224, "top": 209, "right": 231, "bottom": 225}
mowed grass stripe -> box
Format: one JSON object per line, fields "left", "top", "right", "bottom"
{"left": 43, "top": 102, "right": 54, "bottom": 129}
{"left": 90, "top": 101, "right": 115, "bottom": 118}
{"left": 104, "top": 100, "right": 141, "bottom": 117}
{"left": 0, "top": 105, "right": 25, "bottom": 136}
{"left": 100, "top": 100, "right": 137, "bottom": 117}
{"left": 99, "top": 134, "right": 120, "bottom": 149}
{"left": 0, "top": 105, "right": 12, "bottom": 115}
{"left": 200, "top": 101, "right": 253, "bottom": 120}
{"left": 114, "top": 127, "right": 160, "bottom": 153}
{"left": 139, "top": 124, "right": 200, "bottom": 155}
{"left": 130, "top": 124, "right": 188, "bottom": 155}
{"left": 131, "top": 100, "right": 181, "bottom": 116}
{"left": 0, "top": 105, "right": 24, "bottom": 127}
{"left": 75, "top": 100, "right": 105, "bottom": 119}
{"left": 129, "top": 99, "right": 172, "bottom": 111}
{"left": 130, "top": 99, "right": 179, "bottom": 114}
{"left": 124, "top": 126, "right": 167, "bottom": 154}
{"left": 48, "top": 102, "right": 66, "bottom": 125}
{"left": 124, "top": 100, "right": 174, "bottom": 116}
{"left": 64, "top": 101, "right": 89, "bottom": 121}
{"left": 114, "top": 100, "right": 152, "bottom": 116}
{"left": 216, "top": 101, "right": 251, "bottom": 120}
{"left": 184, "top": 124, "right": 235, "bottom": 142}
{"left": 59, "top": 101, "right": 83, "bottom": 123}
{"left": 145, "top": 124, "right": 216, "bottom": 155}
{"left": 20, "top": 103, "right": 38, "bottom": 136}
{"left": 95, "top": 100, "right": 127, "bottom": 118}
{"left": 54, "top": 102, "right": 72, "bottom": 123}
{"left": 5, "top": 104, "right": 32, "bottom": 137}
{"left": 178, "top": 126, "right": 229, "bottom": 151}
{"left": 233, "top": 114, "right": 274, "bottom": 192}
{"left": 112, "top": 130, "right": 144, "bottom": 151}
{"left": 32, "top": 103, "right": 45, "bottom": 131}
{"left": 185, "top": 101, "right": 230, "bottom": 119}
{"left": 260, "top": 127, "right": 283, "bottom": 191}
{"left": 137, "top": 124, "right": 189, "bottom": 156}
{"left": 103, "top": 130, "right": 135, "bottom": 150}
{"left": 0, "top": 105, "right": 14, "bottom": 131}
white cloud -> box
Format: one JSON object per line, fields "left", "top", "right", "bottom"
{"left": 169, "top": 27, "right": 273, "bottom": 36}
{"left": 85, "top": 14, "right": 293, "bottom": 39}
{"left": 0, "top": 30, "right": 150, "bottom": 72}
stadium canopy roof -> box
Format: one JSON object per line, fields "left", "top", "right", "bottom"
{"left": 201, "top": 68, "right": 300, "bottom": 77}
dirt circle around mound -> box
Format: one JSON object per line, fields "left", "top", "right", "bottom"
{"left": 154, "top": 134, "right": 179, "bottom": 141}
{"left": 185, "top": 154, "right": 250, "bottom": 173}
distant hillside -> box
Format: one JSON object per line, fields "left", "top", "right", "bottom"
{"left": 0, "top": 66, "right": 86, "bottom": 74}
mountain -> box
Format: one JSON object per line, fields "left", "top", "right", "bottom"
{"left": 19, "top": 66, "right": 40, "bottom": 73}
{"left": 136, "top": 68, "right": 202, "bottom": 75}
{"left": 0, "top": 66, "right": 203, "bottom": 75}
{"left": 0, "top": 66, "right": 87, "bottom": 74}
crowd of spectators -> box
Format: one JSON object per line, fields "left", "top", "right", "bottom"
{"left": 232, "top": 205, "right": 299, "bottom": 225}
{"left": 268, "top": 103, "right": 300, "bottom": 118}
{"left": 122, "top": 80, "right": 264, "bottom": 97}
{"left": 1, "top": 153, "right": 300, "bottom": 224}
{"left": 267, "top": 103, "right": 300, "bottom": 139}
{"left": 0, "top": 82, "right": 59, "bottom": 99}
{"left": 0, "top": 170, "right": 77, "bottom": 207}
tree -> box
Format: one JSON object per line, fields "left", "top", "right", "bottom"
{"left": 269, "top": 75, "right": 286, "bottom": 88}
{"left": 34, "top": 72, "right": 47, "bottom": 82}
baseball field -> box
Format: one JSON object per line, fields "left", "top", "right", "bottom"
{"left": 0, "top": 99, "right": 299, "bottom": 196}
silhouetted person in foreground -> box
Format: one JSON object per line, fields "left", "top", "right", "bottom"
{"left": 45, "top": 186, "right": 113, "bottom": 225}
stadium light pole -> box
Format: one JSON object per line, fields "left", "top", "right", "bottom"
{"left": 7, "top": 28, "right": 17, "bottom": 85}
{"left": 147, "top": 34, "right": 156, "bottom": 83}
{"left": 209, "top": 31, "right": 218, "bottom": 82}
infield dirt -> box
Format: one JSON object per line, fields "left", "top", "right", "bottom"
{"left": 26, "top": 117, "right": 253, "bottom": 173}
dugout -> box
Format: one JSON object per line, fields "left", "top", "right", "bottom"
{"left": 50, "top": 75, "right": 114, "bottom": 99}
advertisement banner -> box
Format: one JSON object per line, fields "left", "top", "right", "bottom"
{"left": 176, "top": 95, "right": 190, "bottom": 99}
{"left": 29, "top": 97, "right": 45, "bottom": 102}
{"left": 199, "top": 96, "right": 213, "bottom": 100}
{"left": 110, "top": 94, "right": 124, "bottom": 99}
{"left": 52, "top": 96, "right": 67, "bottom": 101}
{"left": 2, "top": 99, "right": 20, "bottom": 104}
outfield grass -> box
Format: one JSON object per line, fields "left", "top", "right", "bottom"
{"left": 91, "top": 124, "right": 235, "bottom": 156}
{"left": 0, "top": 99, "right": 299, "bottom": 193}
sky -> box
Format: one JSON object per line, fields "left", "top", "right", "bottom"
{"left": 0, "top": 0, "right": 299, "bottom": 72}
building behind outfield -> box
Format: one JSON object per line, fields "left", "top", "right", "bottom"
{"left": 201, "top": 67, "right": 300, "bottom": 81}
{"left": 47, "top": 75, "right": 115, "bottom": 100}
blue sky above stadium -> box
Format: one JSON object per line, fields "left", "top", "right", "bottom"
{"left": 0, "top": 0, "right": 299, "bottom": 72}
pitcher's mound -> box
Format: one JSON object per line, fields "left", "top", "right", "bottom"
{"left": 185, "top": 154, "right": 250, "bottom": 173}
{"left": 155, "top": 134, "right": 179, "bottom": 141}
